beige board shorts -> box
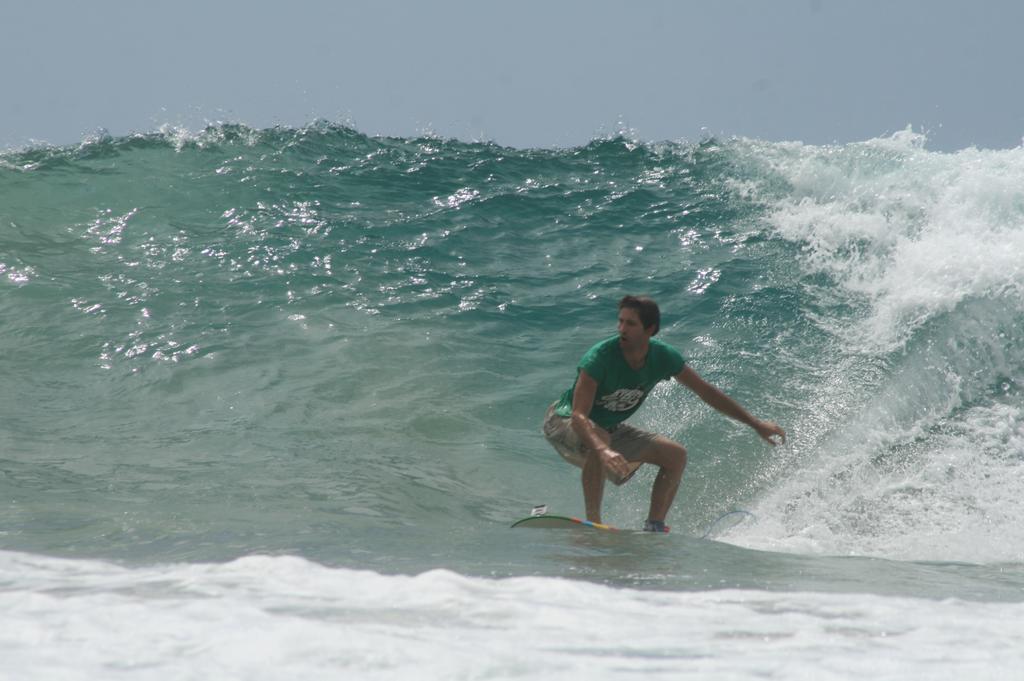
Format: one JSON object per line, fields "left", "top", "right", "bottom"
{"left": 542, "top": 403, "right": 661, "bottom": 486}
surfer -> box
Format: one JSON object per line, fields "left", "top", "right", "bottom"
{"left": 542, "top": 295, "right": 786, "bottom": 532}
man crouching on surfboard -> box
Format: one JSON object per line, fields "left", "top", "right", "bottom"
{"left": 542, "top": 295, "right": 786, "bottom": 532}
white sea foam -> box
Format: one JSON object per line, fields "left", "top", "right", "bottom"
{"left": 2, "top": 550, "right": 1023, "bottom": 680}
{"left": 727, "top": 133, "right": 1024, "bottom": 562}
{"left": 759, "top": 131, "right": 1024, "bottom": 352}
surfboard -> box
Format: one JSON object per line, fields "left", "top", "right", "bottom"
{"left": 511, "top": 505, "right": 754, "bottom": 536}
{"left": 510, "top": 514, "right": 620, "bottom": 531}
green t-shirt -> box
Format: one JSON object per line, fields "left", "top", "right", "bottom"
{"left": 555, "top": 335, "right": 687, "bottom": 429}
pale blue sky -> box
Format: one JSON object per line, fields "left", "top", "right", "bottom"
{"left": 3, "top": 0, "right": 1022, "bottom": 151}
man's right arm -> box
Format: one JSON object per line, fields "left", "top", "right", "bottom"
{"left": 570, "top": 370, "right": 632, "bottom": 479}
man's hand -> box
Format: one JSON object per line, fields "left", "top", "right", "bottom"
{"left": 753, "top": 420, "right": 786, "bottom": 445}
{"left": 599, "top": 446, "right": 632, "bottom": 479}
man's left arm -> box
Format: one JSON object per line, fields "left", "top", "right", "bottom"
{"left": 674, "top": 365, "right": 786, "bottom": 445}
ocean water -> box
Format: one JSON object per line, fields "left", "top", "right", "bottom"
{"left": 2, "top": 123, "right": 1024, "bottom": 679}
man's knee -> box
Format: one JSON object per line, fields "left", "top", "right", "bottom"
{"left": 661, "top": 440, "right": 687, "bottom": 473}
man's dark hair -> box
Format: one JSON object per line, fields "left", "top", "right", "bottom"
{"left": 619, "top": 295, "right": 660, "bottom": 335}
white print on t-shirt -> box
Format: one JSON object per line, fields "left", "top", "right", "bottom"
{"left": 597, "top": 388, "right": 645, "bottom": 412}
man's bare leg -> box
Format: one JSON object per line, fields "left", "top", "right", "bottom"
{"left": 582, "top": 450, "right": 606, "bottom": 523}
{"left": 581, "top": 428, "right": 613, "bottom": 523}
{"left": 641, "top": 438, "right": 688, "bottom": 523}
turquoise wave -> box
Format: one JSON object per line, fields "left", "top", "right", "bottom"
{"left": 2, "top": 124, "right": 1023, "bottom": 578}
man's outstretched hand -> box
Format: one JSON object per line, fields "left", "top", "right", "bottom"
{"left": 754, "top": 420, "right": 787, "bottom": 446}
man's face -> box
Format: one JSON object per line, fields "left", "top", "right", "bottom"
{"left": 617, "top": 308, "right": 652, "bottom": 348}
